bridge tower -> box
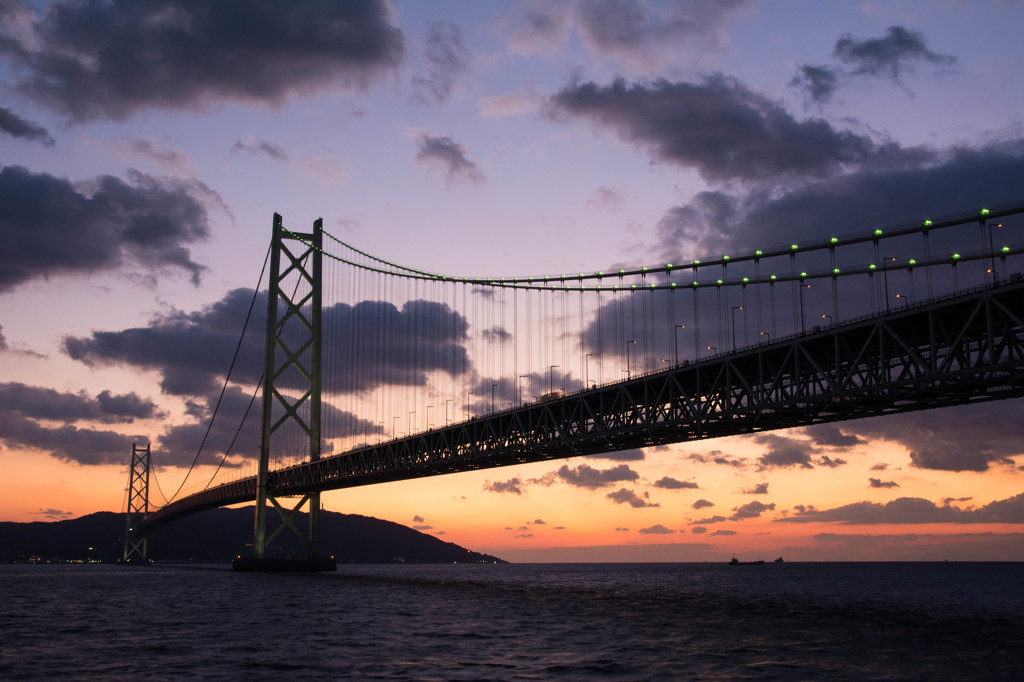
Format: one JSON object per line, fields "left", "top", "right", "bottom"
{"left": 236, "top": 213, "right": 335, "bottom": 571}
{"left": 122, "top": 443, "right": 150, "bottom": 563}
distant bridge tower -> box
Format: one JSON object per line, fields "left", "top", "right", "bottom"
{"left": 238, "top": 213, "right": 335, "bottom": 571}
{"left": 122, "top": 443, "right": 150, "bottom": 563}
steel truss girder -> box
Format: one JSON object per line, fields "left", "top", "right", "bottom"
{"left": 139, "top": 281, "right": 1024, "bottom": 534}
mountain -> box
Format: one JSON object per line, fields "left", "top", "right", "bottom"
{"left": 0, "top": 507, "right": 505, "bottom": 564}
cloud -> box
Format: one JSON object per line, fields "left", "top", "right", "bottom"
{"left": 483, "top": 477, "right": 524, "bottom": 494}
{"left": 607, "top": 488, "right": 659, "bottom": 508}
{"left": 587, "top": 186, "right": 625, "bottom": 212}
{"left": 806, "top": 424, "right": 866, "bottom": 449}
{"left": 656, "top": 139, "right": 1024, "bottom": 268}
{"left": 816, "top": 455, "right": 847, "bottom": 468}
{"left": 638, "top": 523, "right": 674, "bottom": 534}
{"left": 857, "top": 400, "right": 1024, "bottom": 473}
{"left": 7, "top": 0, "right": 405, "bottom": 121}
{"left": 755, "top": 434, "right": 815, "bottom": 469}
{"left": 742, "top": 482, "right": 769, "bottom": 495}
{"left": 0, "top": 410, "right": 144, "bottom": 465}
{"left": 686, "top": 450, "right": 746, "bottom": 468}
{"left": 506, "top": 1, "right": 573, "bottom": 57}
{"left": 690, "top": 526, "right": 707, "bottom": 534}
{"left": 118, "top": 138, "right": 193, "bottom": 173}
{"left": 231, "top": 138, "right": 289, "bottom": 161}
{"left": 711, "top": 529, "right": 737, "bottom": 536}
{"left": 575, "top": 0, "right": 751, "bottom": 68}
{"left": 778, "top": 493, "right": 1024, "bottom": 525}
{"left": 692, "top": 514, "right": 726, "bottom": 525}
{"left": 416, "top": 134, "right": 485, "bottom": 186}
{"left": 653, "top": 476, "right": 698, "bottom": 490}
{"left": 692, "top": 499, "right": 714, "bottom": 510}
{"left": 0, "top": 107, "right": 54, "bottom": 145}
{"left": 410, "top": 21, "right": 470, "bottom": 105}
{"left": 729, "top": 501, "right": 776, "bottom": 521}
{"left": 792, "top": 26, "right": 955, "bottom": 103}
{"left": 548, "top": 74, "right": 883, "bottom": 184}
{"left": 64, "top": 289, "right": 470, "bottom": 398}
{"left": 36, "top": 508, "right": 74, "bottom": 519}
{"left": 530, "top": 519, "right": 546, "bottom": 525}
{"left": 412, "top": 515, "right": 424, "bottom": 523}
{"left": 789, "top": 64, "right": 840, "bottom": 104}
{"left": 556, "top": 463, "right": 639, "bottom": 489}
{"left": 0, "top": 165, "right": 215, "bottom": 293}
{"left": 869, "top": 478, "right": 900, "bottom": 489}
{"left": 834, "top": 26, "right": 956, "bottom": 83}
{"left": 0, "top": 382, "right": 162, "bottom": 424}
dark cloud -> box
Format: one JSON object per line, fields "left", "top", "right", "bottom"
{"left": 806, "top": 424, "right": 866, "bottom": 449}
{"left": 0, "top": 382, "right": 161, "bottom": 424}
{"left": 548, "top": 75, "right": 884, "bottom": 184}
{"left": 37, "top": 508, "right": 75, "bottom": 519}
{"left": 231, "top": 139, "right": 289, "bottom": 161}
{"left": 690, "top": 526, "right": 707, "bottom": 534}
{"left": 416, "top": 134, "right": 485, "bottom": 186}
{"left": 0, "top": 106, "right": 54, "bottom": 145}
{"left": 638, "top": 523, "right": 674, "bottom": 534}
{"left": 692, "top": 499, "right": 714, "bottom": 509}
{"left": 412, "top": 515, "right": 425, "bottom": 523}
{"left": 6, "top": 0, "right": 404, "bottom": 121}
{"left": 711, "top": 529, "right": 737, "bottom": 536}
{"left": 530, "top": 518, "right": 546, "bottom": 525}
{"left": 410, "top": 21, "right": 469, "bottom": 105}
{"left": 64, "top": 288, "right": 470, "bottom": 398}
{"left": 858, "top": 400, "right": 1024, "bottom": 473}
{"left": 790, "top": 64, "right": 839, "bottom": 104}
{"left": 687, "top": 450, "right": 746, "bottom": 468}
{"left": 755, "top": 434, "right": 815, "bottom": 469}
{"left": 742, "top": 482, "right": 769, "bottom": 495}
{"left": 607, "top": 488, "right": 659, "bottom": 508}
{"left": 483, "top": 477, "right": 524, "bottom": 495}
{"left": 653, "top": 476, "right": 698, "bottom": 490}
{"left": 792, "top": 26, "right": 955, "bottom": 104}
{"left": 412, "top": 524, "right": 433, "bottom": 531}
{"left": 576, "top": 0, "right": 750, "bottom": 65}
{"left": 556, "top": 463, "right": 639, "bottom": 489}
{"left": 869, "top": 478, "right": 900, "bottom": 489}
{"left": 729, "top": 500, "right": 776, "bottom": 521}
{"left": 778, "top": 493, "right": 1024, "bottom": 525}
{"left": 871, "top": 463, "right": 889, "bottom": 471}
{"left": 816, "top": 455, "right": 847, "bottom": 468}
{"left": 834, "top": 26, "right": 956, "bottom": 82}
{"left": 692, "top": 514, "right": 726, "bottom": 524}
{"left": 0, "top": 410, "right": 143, "bottom": 465}
{"left": 0, "top": 165, "right": 213, "bottom": 293}
{"left": 0, "top": 325, "right": 7, "bottom": 351}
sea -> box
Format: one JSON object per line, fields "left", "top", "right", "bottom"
{"left": 1, "top": 562, "right": 1022, "bottom": 680}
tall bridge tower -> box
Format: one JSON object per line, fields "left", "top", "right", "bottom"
{"left": 235, "top": 214, "right": 335, "bottom": 571}
{"left": 122, "top": 443, "right": 150, "bottom": 563}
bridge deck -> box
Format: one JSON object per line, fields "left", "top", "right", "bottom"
{"left": 138, "top": 280, "right": 1024, "bottom": 534}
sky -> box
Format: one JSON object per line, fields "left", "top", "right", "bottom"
{"left": 2, "top": 0, "right": 1024, "bottom": 562}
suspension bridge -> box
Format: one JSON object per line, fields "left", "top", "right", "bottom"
{"left": 123, "top": 203, "right": 1024, "bottom": 569}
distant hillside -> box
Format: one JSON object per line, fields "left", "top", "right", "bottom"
{"left": 0, "top": 507, "right": 505, "bottom": 564}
